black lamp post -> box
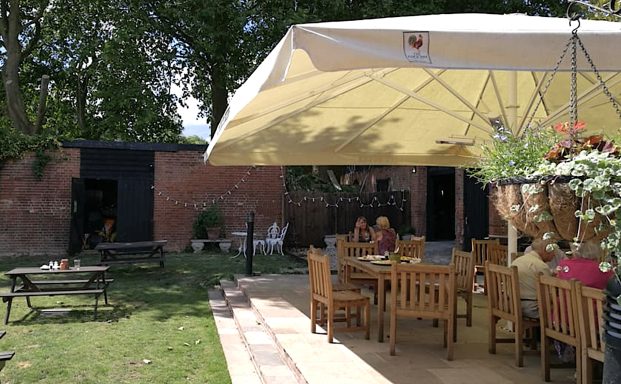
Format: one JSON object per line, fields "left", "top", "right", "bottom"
{"left": 245, "top": 212, "right": 254, "bottom": 276}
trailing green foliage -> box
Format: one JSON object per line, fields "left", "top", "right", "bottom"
{"left": 470, "top": 125, "right": 559, "bottom": 184}
{"left": 0, "top": 127, "right": 62, "bottom": 163}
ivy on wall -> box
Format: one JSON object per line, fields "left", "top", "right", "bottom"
{"left": 0, "top": 128, "right": 63, "bottom": 179}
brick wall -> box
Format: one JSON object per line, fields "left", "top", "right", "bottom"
{"left": 0, "top": 148, "right": 80, "bottom": 256}
{"left": 154, "top": 152, "right": 283, "bottom": 251}
{"left": 0, "top": 146, "right": 283, "bottom": 256}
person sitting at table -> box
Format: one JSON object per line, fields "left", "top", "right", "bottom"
{"left": 375, "top": 216, "right": 397, "bottom": 255}
{"left": 554, "top": 240, "right": 613, "bottom": 365}
{"left": 352, "top": 216, "right": 375, "bottom": 242}
{"left": 511, "top": 238, "right": 557, "bottom": 318}
{"left": 557, "top": 241, "right": 612, "bottom": 289}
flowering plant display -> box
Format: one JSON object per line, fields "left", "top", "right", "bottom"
{"left": 473, "top": 121, "right": 621, "bottom": 275}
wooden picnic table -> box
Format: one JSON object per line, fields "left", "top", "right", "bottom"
{"left": 0, "top": 266, "right": 112, "bottom": 324}
{"left": 95, "top": 240, "right": 167, "bottom": 267}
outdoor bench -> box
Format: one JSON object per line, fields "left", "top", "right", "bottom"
{"left": 0, "top": 330, "right": 15, "bottom": 372}
{"left": 95, "top": 240, "right": 167, "bottom": 267}
{"left": 1, "top": 266, "right": 112, "bottom": 324}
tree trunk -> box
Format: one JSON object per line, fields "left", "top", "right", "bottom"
{"left": 210, "top": 62, "right": 228, "bottom": 138}
{"left": 76, "top": 74, "right": 88, "bottom": 135}
{"left": 3, "top": 0, "right": 34, "bottom": 134}
{"left": 34, "top": 74, "right": 50, "bottom": 133}
{"left": 3, "top": 58, "right": 33, "bottom": 134}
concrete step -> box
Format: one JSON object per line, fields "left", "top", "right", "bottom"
{"left": 220, "top": 280, "right": 304, "bottom": 384}
{"left": 208, "top": 288, "right": 262, "bottom": 384}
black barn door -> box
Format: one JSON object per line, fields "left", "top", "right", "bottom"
{"left": 463, "top": 173, "right": 489, "bottom": 251}
{"left": 116, "top": 177, "right": 153, "bottom": 242}
{"left": 80, "top": 148, "right": 154, "bottom": 243}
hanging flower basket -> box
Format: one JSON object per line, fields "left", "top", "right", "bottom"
{"left": 491, "top": 176, "right": 609, "bottom": 242}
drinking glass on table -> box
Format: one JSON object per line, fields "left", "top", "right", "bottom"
{"left": 73, "top": 259, "right": 81, "bottom": 270}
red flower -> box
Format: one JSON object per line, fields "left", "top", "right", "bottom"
{"left": 553, "top": 121, "right": 586, "bottom": 135}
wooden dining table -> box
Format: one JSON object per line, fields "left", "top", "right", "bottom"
{"left": 344, "top": 257, "right": 396, "bottom": 342}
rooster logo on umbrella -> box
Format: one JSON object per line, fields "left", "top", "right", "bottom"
{"left": 408, "top": 34, "right": 424, "bottom": 52}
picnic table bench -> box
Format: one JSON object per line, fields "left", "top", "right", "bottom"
{"left": 0, "top": 266, "right": 112, "bottom": 325}
{"left": 0, "top": 330, "right": 15, "bottom": 372}
{"left": 95, "top": 240, "right": 167, "bottom": 267}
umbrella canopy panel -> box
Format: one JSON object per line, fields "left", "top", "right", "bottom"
{"left": 206, "top": 14, "right": 621, "bottom": 166}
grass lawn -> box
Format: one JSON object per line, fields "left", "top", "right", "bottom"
{"left": 0, "top": 250, "right": 307, "bottom": 383}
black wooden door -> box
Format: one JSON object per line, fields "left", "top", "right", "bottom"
{"left": 80, "top": 148, "right": 154, "bottom": 242}
{"left": 116, "top": 177, "right": 153, "bottom": 242}
{"left": 426, "top": 168, "right": 455, "bottom": 241}
{"left": 463, "top": 173, "right": 489, "bottom": 251}
{"left": 69, "top": 178, "right": 86, "bottom": 254}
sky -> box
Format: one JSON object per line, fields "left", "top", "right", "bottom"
{"left": 172, "top": 82, "right": 211, "bottom": 140}
{"left": 179, "top": 97, "right": 210, "bottom": 140}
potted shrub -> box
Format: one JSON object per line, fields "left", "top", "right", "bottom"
{"left": 193, "top": 205, "right": 224, "bottom": 240}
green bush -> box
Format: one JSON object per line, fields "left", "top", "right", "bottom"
{"left": 192, "top": 205, "right": 224, "bottom": 238}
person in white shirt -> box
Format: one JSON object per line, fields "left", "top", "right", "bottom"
{"left": 511, "top": 238, "right": 558, "bottom": 318}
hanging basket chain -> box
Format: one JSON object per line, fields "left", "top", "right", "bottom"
{"left": 524, "top": 37, "right": 573, "bottom": 132}
{"left": 569, "top": 31, "right": 578, "bottom": 129}
{"left": 575, "top": 35, "right": 621, "bottom": 121}
{"left": 525, "top": 17, "right": 621, "bottom": 134}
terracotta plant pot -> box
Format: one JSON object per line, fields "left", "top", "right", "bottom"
{"left": 206, "top": 227, "right": 221, "bottom": 240}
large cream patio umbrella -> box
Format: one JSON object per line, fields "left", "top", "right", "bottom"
{"left": 205, "top": 13, "right": 621, "bottom": 167}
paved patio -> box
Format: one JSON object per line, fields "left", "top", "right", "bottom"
{"left": 209, "top": 242, "right": 575, "bottom": 384}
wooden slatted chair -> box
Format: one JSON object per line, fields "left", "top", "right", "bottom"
{"left": 536, "top": 275, "right": 582, "bottom": 382}
{"left": 307, "top": 251, "right": 370, "bottom": 343}
{"left": 337, "top": 240, "right": 380, "bottom": 303}
{"left": 396, "top": 236, "right": 425, "bottom": 260}
{"left": 488, "top": 243, "right": 509, "bottom": 266}
{"left": 308, "top": 247, "right": 361, "bottom": 326}
{"left": 389, "top": 263, "right": 456, "bottom": 360}
{"left": 452, "top": 248, "right": 475, "bottom": 327}
{"left": 472, "top": 238, "right": 500, "bottom": 293}
{"left": 576, "top": 284, "right": 606, "bottom": 384}
{"left": 485, "top": 261, "right": 539, "bottom": 367}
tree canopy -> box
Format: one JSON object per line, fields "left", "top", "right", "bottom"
{"left": 0, "top": 0, "right": 568, "bottom": 150}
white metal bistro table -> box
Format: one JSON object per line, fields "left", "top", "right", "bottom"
{"left": 232, "top": 231, "right": 265, "bottom": 258}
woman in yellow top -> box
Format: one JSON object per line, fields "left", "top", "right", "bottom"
{"left": 375, "top": 216, "right": 397, "bottom": 255}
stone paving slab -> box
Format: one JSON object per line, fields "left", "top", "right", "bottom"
{"left": 220, "top": 280, "right": 303, "bottom": 384}
{"left": 235, "top": 274, "right": 576, "bottom": 384}
{"left": 207, "top": 289, "right": 262, "bottom": 384}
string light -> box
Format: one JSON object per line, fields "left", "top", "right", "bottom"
{"left": 280, "top": 166, "right": 408, "bottom": 210}
{"left": 153, "top": 166, "right": 258, "bottom": 209}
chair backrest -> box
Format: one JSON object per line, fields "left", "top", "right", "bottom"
{"left": 451, "top": 248, "right": 475, "bottom": 292}
{"left": 488, "top": 243, "right": 509, "bottom": 266}
{"left": 472, "top": 238, "right": 500, "bottom": 267}
{"left": 278, "top": 222, "right": 289, "bottom": 241}
{"left": 338, "top": 241, "right": 378, "bottom": 258}
{"left": 576, "top": 283, "right": 606, "bottom": 360}
{"left": 335, "top": 234, "right": 349, "bottom": 242}
{"left": 537, "top": 275, "right": 581, "bottom": 348}
{"left": 390, "top": 263, "right": 455, "bottom": 320}
{"left": 266, "top": 222, "right": 280, "bottom": 240}
{"left": 485, "top": 261, "right": 522, "bottom": 324}
{"left": 397, "top": 236, "right": 425, "bottom": 259}
{"left": 307, "top": 250, "right": 333, "bottom": 303}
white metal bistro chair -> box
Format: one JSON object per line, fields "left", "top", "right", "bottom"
{"left": 266, "top": 222, "right": 289, "bottom": 255}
